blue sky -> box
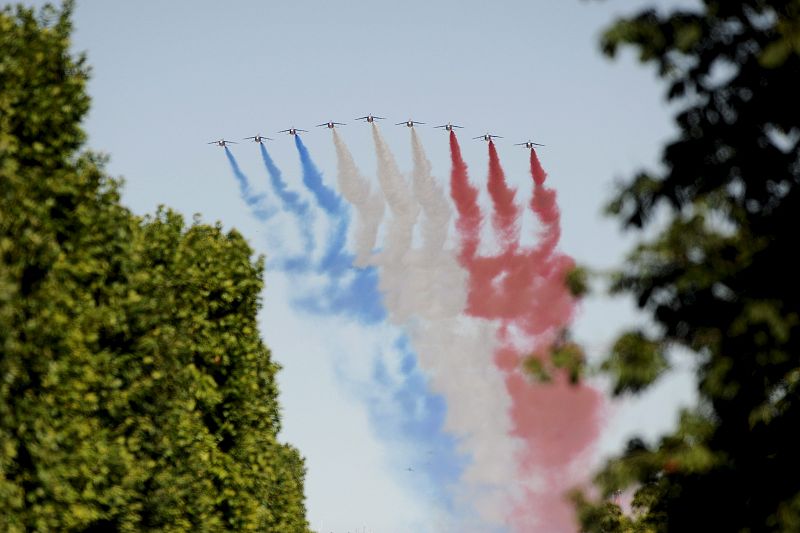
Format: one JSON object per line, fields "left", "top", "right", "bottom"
{"left": 27, "top": 0, "right": 702, "bottom": 530}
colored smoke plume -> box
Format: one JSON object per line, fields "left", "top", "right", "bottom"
{"left": 449, "top": 136, "right": 604, "bottom": 533}
{"left": 332, "top": 129, "right": 385, "bottom": 267}
{"left": 367, "top": 129, "right": 519, "bottom": 527}
{"left": 225, "top": 147, "right": 275, "bottom": 220}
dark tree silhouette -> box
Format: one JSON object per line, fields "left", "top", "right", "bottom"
{"left": 575, "top": 2, "right": 800, "bottom": 532}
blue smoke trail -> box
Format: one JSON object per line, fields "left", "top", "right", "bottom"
{"left": 256, "top": 143, "right": 314, "bottom": 271}
{"left": 293, "top": 136, "right": 351, "bottom": 272}
{"left": 291, "top": 135, "right": 467, "bottom": 518}
{"left": 330, "top": 337, "right": 467, "bottom": 516}
{"left": 371, "top": 339, "right": 466, "bottom": 510}
{"left": 290, "top": 135, "right": 384, "bottom": 324}
{"left": 294, "top": 135, "right": 342, "bottom": 214}
{"left": 225, "top": 147, "right": 276, "bottom": 220}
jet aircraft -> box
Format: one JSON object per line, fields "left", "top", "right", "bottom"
{"left": 278, "top": 127, "right": 308, "bottom": 136}
{"left": 396, "top": 119, "right": 425, "bottom": 128}
{"left": 473, "top": 133, "right": 503, "bottom": 142}
{"left": 355, "top": 114, "right": 385, "bottom": 123}
{"left": 515, "top": 141, "right": 546, "bottom": 149}
{"left": 244, "top": 134, "right": 272, "bottom": 143}
{"left": 208, "top": 139, "right": 237, "bottom": 147}
{"left": 434, "top": 123, "right": 463, "bottom": 131}
{"left": 317, "top": 121, "right": 346, "bottom": 129}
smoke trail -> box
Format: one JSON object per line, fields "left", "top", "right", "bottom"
{"left": 370, "top": 124, "right": 419, "bottom": 264}
{"left": 358, "top": 129, "right": 518, "bottom": 529}
{"left": 448, "top": 130, "right": 482, "bottom": 264}
{"left": 502, "top": 151, "right": 604, "bottom": 532}
{"left": 294, "top": 135, "right": 342, "bottom": 215}
{"left": 225, "top": 147, "right": 276, "bottom": 220}
{"left": 229, "top": 135, "right": 469, "bottom": 527}
{"left": 448, "top": 137, "right": 604, "bottom": 532}
{"left": 528, "top": 148, "right": 560, "bottom": 259}
{"left": 290, "top": 134, "right": 468, "bottom": 515}
{"left": 293, "top": 134, "right": 354, "bottom": 276}
{"left": 336, "top": 335, "right": 469, "bottom": 525}
{"left": 486, "top": 141, "right": 520, "bottom": 248}
{"left": 281, "top": 135, "right": 381, "bottom": 323}
{"left": 332, "top": 130, "right": 385, "bottom": 267}
{"left": 410, "top": 129, "right": 450, "bottom": 256}
{"left": 258, "top": 143, "right": 314, "bottom": 260}
{"left": 401, "top": 129, "right": 467, "bottom": 322}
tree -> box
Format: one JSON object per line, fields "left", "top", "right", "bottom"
{"left": 575, "top": 1, "right": 800, "bottom": 531}
{"left": 0, "top": 3, "right": 310, "bottom": 531}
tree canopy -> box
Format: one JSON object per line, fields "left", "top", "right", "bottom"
{"left": 575, "top": 1, "right": 800, "bottom": 532}
{"left": 0, "top": 3, "right": 309, "bottom": 531}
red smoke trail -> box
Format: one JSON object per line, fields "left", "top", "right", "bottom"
{"left": 449, "top": 136, "right": 603, "bottom": 533}
{"left": 448, "top": 130, "right": 482, "bottom": 264}
{"left": 486, "top": 140, "right": 521, "bottom": 248}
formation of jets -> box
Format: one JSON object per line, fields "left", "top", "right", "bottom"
{"left": 209, "top": 116, "right": 545, "bottom": 148}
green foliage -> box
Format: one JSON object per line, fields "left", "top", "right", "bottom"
{"left": 0, "top": 3, "right": 310, "bottom": 531}
{"left": 602, "top": 331, "right": 667, "bottom": 395}
{"left": 572, "top": 491, "right": 640, "bottom": 533}
{"left": 566, "top": 265, "right": 591, "bottom": 298}
{"left": 524, "top": 333, "right": 587, "bottom": 384}
{"left": 580, "top": 1, "right": 800, "bottom": 531}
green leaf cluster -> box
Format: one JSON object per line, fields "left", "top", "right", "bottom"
{"left": 1, "top": 3, "right": 310, "bottom": 531}
{"left": 580, "top": 1, "right": 800, "bottom": 531}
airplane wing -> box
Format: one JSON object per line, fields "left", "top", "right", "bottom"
{"left": 453, "top": 125, "right": 463, "bottom": 128}
{"left": 355, "top": 116, "right": 368, "bottom": 120}
{"left": 316, "top": 124, "right": 327, "bottom": 127}
{"left": 207, "top": 141, "right": 218, "bottom": 144}
{"left": 472, "top": 136, "right": 484, "bottom": 140}
{"left": 416, "top": 122, "right": 426, "bottom": 125}
{"left": 334, "top": 122, "right": 345, "bottom": 125}
{"left": 514, "top": 142, "right": 525, "bottom": 146}
{"left": 395, "top": 122, "right": 405, "bottom": 125}
{"left": 298, "top": 129, "right": 308, "bottom": 132}
{"left": 374, "top": 116, "right": 385, "bottom": 119}
{"left": 434, "top": 125, "right": 446, "bottom": 129}
{"left": 227, "top": 141, "right": 238, "bottom": 144}
{"left": 244, "top": 136, "right": 256, "bottom": 140}
{"left": 277, "top": 129, "right": 290, "bottom": 133}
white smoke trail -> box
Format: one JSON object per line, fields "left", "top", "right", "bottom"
{"left": 367, "top": 127, "right": 520, "bottom": 527}
{"left": 332, "top": 130, "right": 385, "bottom": 267}
{"left": 370, "top": 124, "right": 420, "bottom": 265}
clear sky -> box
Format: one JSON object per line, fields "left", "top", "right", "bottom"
{"left": 28, "top": 0, "right": 700, "bottom": 531}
